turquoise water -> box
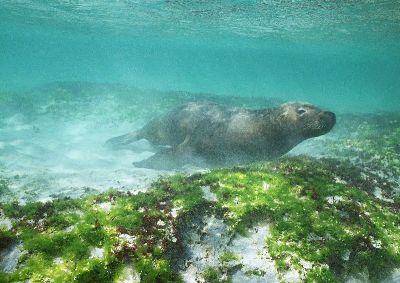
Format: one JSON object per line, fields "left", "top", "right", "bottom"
{"left": 1, "top": 2, "right": 400, "bottom": 282}
{"left": 1, "top": 1, "right": 400, "bottom": 112}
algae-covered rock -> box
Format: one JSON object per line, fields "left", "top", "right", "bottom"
{"left": 0, "top": 157, "right": 398, "bottom": 282}
{"left": 329, "top": 114, "right": 400, "bottom": 177}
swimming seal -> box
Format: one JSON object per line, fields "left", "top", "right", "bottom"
{"left": 105, "top": 101, "right": 336, "bottom": 169}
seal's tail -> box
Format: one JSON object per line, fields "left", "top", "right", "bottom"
{"left": 104, "top": 131, "right": 142, "bottom": 149}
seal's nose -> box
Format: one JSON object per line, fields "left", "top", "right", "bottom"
{"left": 325, "top": 111, "right": 336, "bottom": 126}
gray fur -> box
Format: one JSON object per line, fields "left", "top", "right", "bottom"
{"left": 105, "top": 102, "right": 336, "bottom": 169}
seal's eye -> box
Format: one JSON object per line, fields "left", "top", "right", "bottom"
{"left": 297, "top": 108, "right": 307, "bottom": 115}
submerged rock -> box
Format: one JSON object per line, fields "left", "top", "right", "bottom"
{"left": 230, "top": 225, "right": 279, "bottom": 282}
{"left": 89, "top": 247, "right": 105, "bottom": 259}
{"left": 0, "top": 244, "right": 23, "bottom": 274}
{"left": 0, "top": 156, "right": 399, "bottom": 282}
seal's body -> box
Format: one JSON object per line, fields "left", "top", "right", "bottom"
{"left": 106, "top": 102, "right": 336, "bottom": 169}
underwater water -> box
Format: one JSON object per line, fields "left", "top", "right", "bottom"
{"left": 1, "top": 1, "right": 400, "bottom": 282}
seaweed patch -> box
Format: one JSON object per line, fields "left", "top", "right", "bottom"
{"left": 0, "top": 157, "right": 398, "bottom": 282}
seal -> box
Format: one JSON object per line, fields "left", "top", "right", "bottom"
{"left": 105, "top": 101, "right": 336, "bottom": 169}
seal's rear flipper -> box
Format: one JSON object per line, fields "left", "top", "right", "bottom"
{"left": 133, "top": 149, "right": 193, "bottom": 170}
{"left": 104, "top": 131, "right": 142, "bottom": 150}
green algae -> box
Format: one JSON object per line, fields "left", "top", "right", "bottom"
{"left": 202, "top": 262, "right": 242, "bottom": 283}
{"left": 219, "top": 251, "right": 240, "bottom": 263}
{"left": 203, "top": 157, "right": 399, "bottom": 281}
{"left": 0, "top": 175, "right": 209, "bottom": 282}
{"left": 329, "top": 113, "right": 400, "bottom": 177}
{"left": 203, "top": 266, "right": 225, "bottom": 282}
{"left": 251, "top": 158, "right": 399, "bottom": 281}
{"left": 244, "top": 268, "right": 267, "bottom": 277}
{"left": 0, "top": 157, "right": 399, "bottom": 282}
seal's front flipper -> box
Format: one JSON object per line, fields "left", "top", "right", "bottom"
{"left": 176, "top": 134, "right": 191, "bottom": 153}
{"left": 133, "top": 149, "right": 192, "bottom": 170}
{"left": 104, "top": 131, "right": 142, "bottom": 150}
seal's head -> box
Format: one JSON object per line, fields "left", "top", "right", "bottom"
{"left": 279, "top": 102, "right": 336, "bottom": 139}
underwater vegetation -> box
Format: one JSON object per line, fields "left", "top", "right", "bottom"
{"left": 0, "top": 155, "right": 399, "bottom": 282}
{"left": 323, "top": 113, "right": 400, "bottom": 205}
{"left": 330, "top": 114, "right": 400, "bottom": 176}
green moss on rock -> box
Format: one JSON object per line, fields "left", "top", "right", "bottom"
{"left": 0, "top": 157, "right": 399, "bottom": 282}
{"left": 209, "top": 158, "right": 399, "bottom": 281}
{"left": 203, "top": 267, "right": 227, "bottom": 283}
{"left": 219, "top": 251, "right": 240, "bottom": 263}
